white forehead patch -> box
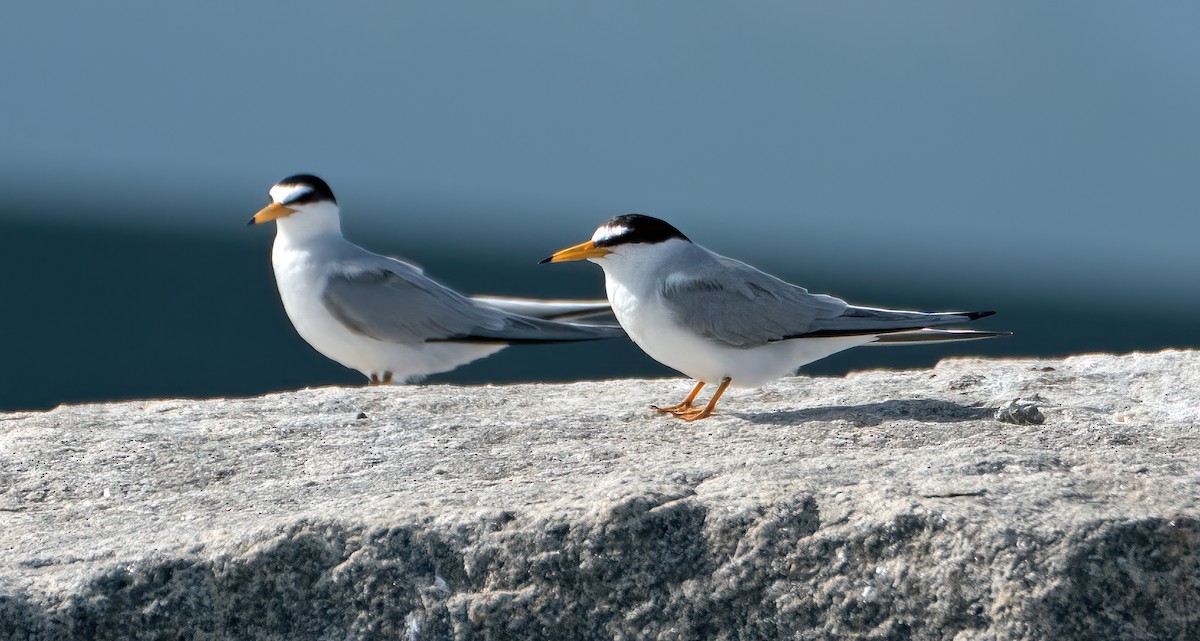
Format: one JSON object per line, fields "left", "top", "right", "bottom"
{"left": 269, "top": 183, "right": 314, "bottom": 205}
{"left": 591, "top": 224, "right": 629, "bottom": 244}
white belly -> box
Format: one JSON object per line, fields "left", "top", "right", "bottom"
{"left": 271, "top": 244, "right": 503, "bottom": 382}
{"left": 607, "top": 277, "right": 872, "bottom": 387}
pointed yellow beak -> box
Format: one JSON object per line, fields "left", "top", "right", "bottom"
{"left": 538, "top": 240, "right": 612, "bottom": 264}
{"left": 248, "top": 202, "right": 296, "bottom": 225}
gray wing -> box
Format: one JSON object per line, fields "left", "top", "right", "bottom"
{"left": 322, "top": 261, "right": 622, "bottom": 345}
{"left": 662, "top": 251, "right": 992, "bottom": 349}
{"left": 661, "top": 253, "right": 849, "bottom": 348}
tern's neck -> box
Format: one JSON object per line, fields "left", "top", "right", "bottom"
{"left": 597, "top": 238, "right": 696, "bottom": 288}
{"left": 274, "top": 203, "right": 343, "bottom": 244}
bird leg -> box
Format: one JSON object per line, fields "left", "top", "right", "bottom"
{"left": 367, "top": 372, "right": 394, "bottom": 386}
{"left": 652, "top": 381, "right": 705, "bottom": 415}
{"left": 678, "top": 378, "right": 731, "bottom": 422}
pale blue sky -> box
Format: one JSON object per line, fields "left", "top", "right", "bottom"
{"left": 3, "top": 1, "right": 1198, "bottom": 310}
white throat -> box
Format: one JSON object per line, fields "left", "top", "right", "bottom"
{"left": 274, "top": 201, "right": 344, "bottom": 243}
{"left": 594, "top": 237, "right": 693, "bottom": 288}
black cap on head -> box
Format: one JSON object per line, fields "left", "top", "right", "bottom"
{"left": 276, "top": 174, "right": 337, "bottom": 205}
{"left": 592, "top": 214, "right": 690, "bottom": 248}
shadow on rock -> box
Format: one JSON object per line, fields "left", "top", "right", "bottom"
{"left": 734, "top": 398, "right": 994, "bottom": 426}
{"left": 0, "top": 592, "right": 39, "bottom": 640}
{"left": 1029, "top": 516, "right": 1200, "bottom": 640}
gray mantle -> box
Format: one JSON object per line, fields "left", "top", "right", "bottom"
{"left": 1, "top": 351, "right": 1198, "bottom": 640}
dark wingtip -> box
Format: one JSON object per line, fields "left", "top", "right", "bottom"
{"left": 964, "top": 310, "right": 996, "bottom": 321}
{"left": 537, "top": 256, "right": 553, "bottom": 265}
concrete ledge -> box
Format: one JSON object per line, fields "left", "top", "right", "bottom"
{"left": 2, "top": 351, "right": 1198, "bottom": 640}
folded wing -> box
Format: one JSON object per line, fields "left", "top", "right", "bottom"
{"left": 322, "top": 263, "right": 622, "bottom": 346}
{"left": 661, "top": 254, "right": 996, "bottom": 349}
{"left": 660, "top": 255, "right": 848, "bottom": 348}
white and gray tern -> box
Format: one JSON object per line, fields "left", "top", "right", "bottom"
{"left": 250, "top": 174, "right": 621, "bottom": 384}
{"left": 543, "top": 214, "right": 1007, "bottom": 420}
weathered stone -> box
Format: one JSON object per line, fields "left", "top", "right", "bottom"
{"left": 995, "top": 397, "right": 1046, "bottom": 425}
{"left": 1, "top": 350, "right": 1198, "bottom": 640}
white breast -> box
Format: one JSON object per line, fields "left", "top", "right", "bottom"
{"left": 271, "top": 234, "right": 503, "bottom": 382}
{"left": 272, "top": 235, "right": 387, "bottom": 374}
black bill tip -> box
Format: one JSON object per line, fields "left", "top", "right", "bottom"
{"left": 537, "top": 256, "right": 553, "bottom": 265}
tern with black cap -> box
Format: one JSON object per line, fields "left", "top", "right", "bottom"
{"left": 250, "top": 174, "right": 622, "bottom": 384}
{"left": 543, "top": 214, "right": 1008, "bottom": 421}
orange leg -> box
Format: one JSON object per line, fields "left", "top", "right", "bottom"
{"left": 652, "top": 381, "right": 705, "bottom": 415}
{"left": 368, "top": 372, "right": 395, "bottom": 386}
{"left": 678, "top": 377, "right": 731, "bottom": 422}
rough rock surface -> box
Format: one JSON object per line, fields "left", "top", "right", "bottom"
{"left": 1, "top": 350, "right": 1198, "bottom": 640}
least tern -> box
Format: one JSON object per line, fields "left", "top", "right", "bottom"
{"left": 543, "top": 214, "right": 1008, "bottom": 421}
{"left": 250, "top": 174, "right": 622, "bottom": 384}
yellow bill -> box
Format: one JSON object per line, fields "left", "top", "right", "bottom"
{"left": 248, "top": 202, "right": 296, "bottom": 225}
{"left": 539, "top": 240, "right": 612, "bottom": 264}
